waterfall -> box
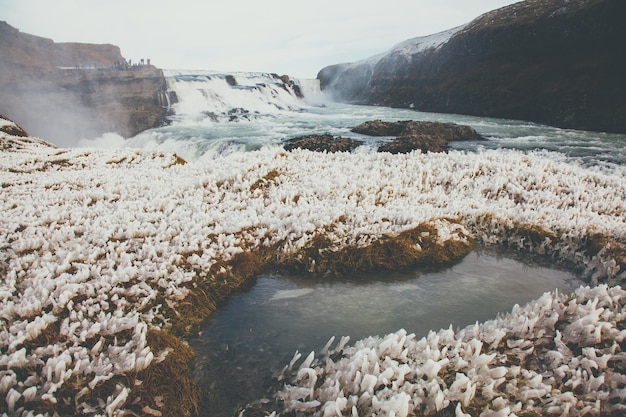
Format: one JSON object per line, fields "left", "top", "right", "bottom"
{"left": 162, "top": 70, "right": 319, "bottom": 122}
{"left": 157, "top": 90, "right": 178, "bottom": 109}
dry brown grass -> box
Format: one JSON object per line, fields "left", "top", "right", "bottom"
{"left": 585, "top": 233, "right": 626, "bottom": 272}
{"left": 250, "top": 168, "right": 282, "bottom": 192}
{"left": 475, "top": 214, "right": 626, "bottom": 277}
{"left": 162, "top": 153, "right": 188, "bottom": 168}
{"left": 20, "top": 219, "right": 565, "bottom": 417}
{"left": 35, "top": 330, "right": 200, "bottom": 417}
{"left": 131, "top": 248, "right": 275, "bottom": 416}
{"left": 140, "top": 222, "right": 472, "bottom": 416}
{"left": 61, "top": 215, "right": 620, "bottom": 417}
{"left": 167, "top": 249, "right": 271, "bottom": 338}
{"left": 127, "top": 330, "right": 199, "bottom": 417}
{"left": 279, "top": 223, "right": 473, "bottom": 275}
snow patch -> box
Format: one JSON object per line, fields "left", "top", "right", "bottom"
{"left": 386, "top": 25, "right": 466, "bottom": 59}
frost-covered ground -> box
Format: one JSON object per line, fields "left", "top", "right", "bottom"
{"left": 274, "top": 285, "right": 626, "bottom": 417}
{"left": 1, "top": 118, "right": 625, "bottom": 416}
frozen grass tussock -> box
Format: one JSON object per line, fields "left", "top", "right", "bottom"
{"left": 0, "top": 119, "right": 625, "bottom": 416}
{"left": 275, "top": 284, "right": 626, "bottom": 417}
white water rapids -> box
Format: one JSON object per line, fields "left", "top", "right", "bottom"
{"left": 80, "top": 70, "right": 626, "bottom": 170}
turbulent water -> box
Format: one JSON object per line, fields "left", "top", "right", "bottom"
{"left": 78, "top": 71, "right": 624, "bottom": 416}
{"left": 80, "top": 70, "right": 626, "bottom": 170}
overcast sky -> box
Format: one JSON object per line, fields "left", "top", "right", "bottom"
{"left": 1, "top": 0, "right": 519, "bottom": 78}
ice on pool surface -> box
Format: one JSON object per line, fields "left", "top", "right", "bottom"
{"left": 270, "top": 288, "right": 315, "bottom": 301}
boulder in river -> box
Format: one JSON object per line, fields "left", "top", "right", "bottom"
{"left": 352, "top": 120, "right": 484, "bottom": 153}
{"left": 284, "top": 134, "right": 364, "bottom": 153}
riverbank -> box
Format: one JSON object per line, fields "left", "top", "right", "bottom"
{"left": 1, "top": 118, "right": 624, "bottom": 416}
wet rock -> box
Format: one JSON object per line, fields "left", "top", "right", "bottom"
{"left": 379, "top": 134, "right": 448, "bottom": 154}
{"left": 291, "top": 83, "right": 303, "bottom": 98}
{"left": 352, "top": 120, "right": 484, "bottom": 153}
{"left": 284, "top": 134, "right": 363, "bottom": 153}
{"left": 225, "top": 74, "right": 238, "bottom": 86}
{"left": 202, "top": 111, "right": 219, "bottom": 122}
{"left": 354, "top": 120, "right": 484, "bottom": 141}
{"left": 272, "top": 73, "right": 304, "bottom": 98}
{"left": 228, "top": 108, "right": 252, "bottom": 121}
{"left": 351, "top": 119, "right": 408, "bottom": 136}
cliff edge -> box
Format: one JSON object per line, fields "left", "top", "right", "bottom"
{"left": 318, "top": 0, "right": 626, "bottom": 134}
{"left": 0, "top": 21, "right": 167, "bottom": 146}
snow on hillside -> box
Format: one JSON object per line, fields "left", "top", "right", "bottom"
{"left": 385, "top": 25, "right": 466, "bottom": 59}
{"left": 1, "top": 122, "right": 625, "bottom": 416}
{"left": 336, "top": 25, "right": 465, "bottom": 73}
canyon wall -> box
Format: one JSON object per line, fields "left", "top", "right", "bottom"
{"left": 0, "top": 21, "right": 167, "bottom": 146}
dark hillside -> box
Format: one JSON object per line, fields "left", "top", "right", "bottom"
{"left": 318, "top": 0, "right": 626, "bottom": 133}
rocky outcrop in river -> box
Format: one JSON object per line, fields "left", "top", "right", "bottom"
{"left": 284, "top": 121, "right": 484, "bottom": 153}
{"left": 354, "top": 120, "right": 484, "bottom": 153}
{"left": 0, "top": 21, "right": 167, "bottom": 146}
{"left": 284, "top": 134, "right": 363, "bottom": 153}
{"left": 318, "top": 0, "right": 626, "bottom": 134}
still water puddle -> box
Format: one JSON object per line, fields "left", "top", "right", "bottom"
{"left": 188, "top": 250, "right": 582, "bottom": 416}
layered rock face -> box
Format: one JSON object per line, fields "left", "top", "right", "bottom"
{"left": 0, "top": 21, "right": 167, "bottom": 146}
{"left": 318, "top": 0, "right": 626, "bottom": 134}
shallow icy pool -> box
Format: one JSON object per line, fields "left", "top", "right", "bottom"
{"left": 188, "top": 250, "right": 582, "bottom": 416}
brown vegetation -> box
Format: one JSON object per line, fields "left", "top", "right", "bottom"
{"left": 130, "top": 220, "right": 474, "bottom": 416}
{"left": 129, "top": 330, "right": 199, "bottom": 417}
{"left": 279, "top": 223, "right": 472, "bottom": 275}
{"left": 8, "top": 206, "right": 621, "bottom": 417}
{"left": 250, "top": 168, "right": 282, "bottom": 192}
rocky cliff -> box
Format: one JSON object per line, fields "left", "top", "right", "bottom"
{"left": 0, "top": 21, "right": 167, "bottom": 146}
{"left": 318, "top": 0, "right": 626, "bottom": 134}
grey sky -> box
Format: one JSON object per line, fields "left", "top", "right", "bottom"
{"left": 1, "top": 0, "right": 519, "bottom": 78}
